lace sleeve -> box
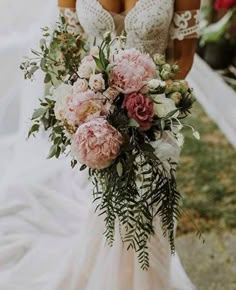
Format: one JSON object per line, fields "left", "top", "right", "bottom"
{"left": 170, "top": 10, "right": 200, "bottom": 41}
{"left": 59, "top": 8, "right": 84, "bottom": 35}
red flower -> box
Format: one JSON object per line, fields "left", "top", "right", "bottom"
{"left": 214, "top": 0, "right": 236, "bottom": 10}
{"left": 122, "top": 93, "right": 154, "bottom": 131}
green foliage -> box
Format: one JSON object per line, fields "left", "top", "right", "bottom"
{"left": 29, "top": 97, "right": 71, "bottom": 159}
{"left": 20, "top": 16, "right": 84, "bottom": 84}
{"left": 23, "top": 16, "right": 83, "bottom": 160}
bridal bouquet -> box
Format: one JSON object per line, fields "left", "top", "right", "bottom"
{"left": 21, "top": 20, "right": 199, "bottom": 269}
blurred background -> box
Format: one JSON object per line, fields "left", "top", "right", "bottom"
{"left": 0, "top": 0, "right": 235, "bottom": 289}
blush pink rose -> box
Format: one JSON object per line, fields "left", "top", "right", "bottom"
{"left": 67, "top": 90, "right": 110, "bottom": 126}
{"left": 71, "top": 118, "right": 123, "bottom": 169}
{"left": 73, "top": 78, "right": 89, "bottom": 95}
{"left": 111, "top": 48, "right": 157, "bottom": 94}
{"left": 122, "top": 93, "right": 154, "bottom": 130}
{"left": 78, "top": 55, "right": 96, "bottom": 79}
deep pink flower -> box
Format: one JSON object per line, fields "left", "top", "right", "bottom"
{"left": 122, "top": 93, "right": 154, "bottom": 130}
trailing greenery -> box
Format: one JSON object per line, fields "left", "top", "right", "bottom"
{"left": 89, "top": 132, "right": 181, "bottom": 270}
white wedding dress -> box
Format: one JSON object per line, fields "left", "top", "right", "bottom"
{"left": 0, "top": 0, "right": 196, "bottom": 289}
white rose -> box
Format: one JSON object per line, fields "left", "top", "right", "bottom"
{"left": 53, "top": 83, "right": 73, "bottom": 121}
{"left": 147, "top": 79, "right": 166, "bottom": 90}
{"left": 150, "top": 133, "right": 180, "bottom": 166}
{"left": 153, "top": 95, "right": 179, "bottom": 118}
{"left": 78, "top": 62, "right": 94, "bottom": 79}
{"left": 73, "top": 78, "right": 89, "bottom": 95}
{"left": 89, "top": 73, "right": 105, "bottom": 91}
{"left": 78, "top": 57, "right": 96, "bottom": 79}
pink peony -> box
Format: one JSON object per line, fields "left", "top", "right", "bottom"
{"left": 111, "top": 48, "right": 157, "bottom": 94}
{"left": 122, "top": 93, "right": 154, "bottom": 130}
{"left": 68, "top": 90, "right": 110, "bottom": 126}
{"left": 71, "top": 118, "right": 123, "bottom": 169}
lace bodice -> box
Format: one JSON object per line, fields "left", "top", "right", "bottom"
{"left": 77, "top": 0, "right": 175, "bottom": 56}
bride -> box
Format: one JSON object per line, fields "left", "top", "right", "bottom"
{"left": 0, "top": 0, "right": 200, "bottom": 289}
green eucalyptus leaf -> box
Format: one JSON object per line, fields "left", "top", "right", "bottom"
{"left": 40, "top": 58, "right": 47, "bottom": 71}
{"left": 54, "top": 136, "right": 61, "bottom": 145}
{"left": 54, "top": 126, "right": 63, "bottom": 134}
{"left": 32, "top": 108, "right": 46, "bottom": 120}
{"left": 44, "top": 73, "right": 51, "bottom": 83}
{"left": 29, "top": 66, "right": 39, "bottom": 75}
{"left": 47, "top": 145, "right": 58, "bottom": 159}
{"left": 28, "top": 123, "right": 40, "bottom": 138}
{"left": 40, "top": 38, "right": 46, "bottom": 48}
{"left": 55, "top": 146, "right": 61, "bottom": 158}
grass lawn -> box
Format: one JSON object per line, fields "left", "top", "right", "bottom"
{"left": 177, "top": 102, "right": 236, "bottom": 235}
